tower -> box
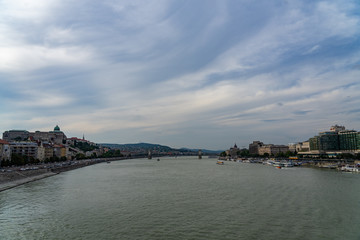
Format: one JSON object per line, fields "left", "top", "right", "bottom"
{"left": 198, "top": 149, "right": 202, "bottom": 159}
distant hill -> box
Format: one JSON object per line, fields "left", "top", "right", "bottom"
{"left": 100, "top": 143, "right": 190, "bottom": 153}
{"left": 100, "top": 142, "right": 221, "bottom": 154}
{"left": 180, "top": 148, "right": 223, "bottom": 154}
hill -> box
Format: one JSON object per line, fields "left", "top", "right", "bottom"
{"left": 100, "top": 143, "right": 221, "bottom": 155}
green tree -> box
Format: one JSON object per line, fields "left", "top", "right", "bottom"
{"left": 240, "top": 149, "right": 250, "bottom": 157}
{"left": 11, "top": 154, "right": 25, "bottom": 166}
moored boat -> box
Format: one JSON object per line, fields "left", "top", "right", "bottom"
{"left": 340, "top": 165, "right": 359, "bottom": 172}
{"left": 273, "top": 162, "right": 283, "bottom": 169}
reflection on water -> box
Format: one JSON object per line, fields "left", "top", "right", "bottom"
{"left": 1, "top": 157, "right": 360, "bottom": 240}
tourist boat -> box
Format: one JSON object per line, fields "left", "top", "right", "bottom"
{"left": 216, "top": 160, "right": 224, "bottom": 165}
{"left": 340, "top": 165, "right": 359, "bottom": 172}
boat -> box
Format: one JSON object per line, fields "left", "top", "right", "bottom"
{"left": 216, "top": 160, "right": 224, "bottom": 165}
{"left": 340, "top": 165, "right": 359, "bottom": 172}
{"left": 273, "top": 162, "right": 283, "bottom": 169}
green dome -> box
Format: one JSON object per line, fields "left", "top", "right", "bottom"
{"left": 54, "top": 125, "right": 60, "bottom": 131}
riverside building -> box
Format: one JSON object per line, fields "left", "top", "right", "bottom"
{"left": 2, "top": 125, "right": 73, "bottom": 161}
{"left": 10, "top": 142, "right": 38, "bottom": 159}
{"left": 226, "top": 143, "right": 240, "bottom": 158}
{"left": 2, "top": 130, "right": 30, "bottom": 142}
{"left": 3, "top": 125, "right": 67, "bottom": 145}
{"left": 248, "top": 141, "right": 289, "bottom": 156}
{"left": 0, "top": 139, "right": 11, "bottom": 164}
{"left": 301, "top": 125, "right": 360, "bottom": 157}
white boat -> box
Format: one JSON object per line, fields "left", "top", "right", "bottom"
{"left": 265, "top": 160, "right": 275, "bottom": 166}
{"left": 340, "top": 165, "right": 359, "bottom": 172}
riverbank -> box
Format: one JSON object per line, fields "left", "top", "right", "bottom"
{"left": 0, "top": 157, "right": 127, "bottom": 192}
{"left": 0, "top": 169, "right": 57, "bottom": 192}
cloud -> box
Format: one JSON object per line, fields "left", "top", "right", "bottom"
{"left": 0, "top": 0, "right": 59, "bottom": 22}
{"left": 0, "top": 45, "right": 95, "bottom": 72}
{"left": 303, "top": 45, "right": 320, "bottom": 55}
{"left": 0, "top": 0, "right": 359, "bottom": 149}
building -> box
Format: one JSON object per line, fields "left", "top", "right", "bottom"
{"left": 295, "top": 141, "right": 309, "bottom": 152}
{"left": 2, "top": 125, "right": 99, "bottom": 162}
{"left": 2, "top": 130, "right": 30, "bottom": 142}
{"left": 3, "top": 126, "right": 67, "bottom": 145}
{"left": 30, "top": 125, "right": 67, "bottom": 145}
{"left": 227, "top": 143, "right": 240, "bottom": 158}
{"left": 309, "top": 126, "right": 360, "bottom": 152}
{"left": 249, "top": 141, "right": 264, "bottom": 155}
{"left": 53, "top": 144, "right": 67, "bottom": 159}
{"left": 10, "top": 142, "right": 38, "bottom": 159}
{"left": 318, "top": 131, "right": 339, "bottom": 151}
{"left": 249, "top": 141, "right": 289, "bottom": 156}
{"left": 288, "top": 143, "right": 297, "bottom": 153}
{"left": 258, "top": 144, "right": 289, "bottom": 156}
{"left": 330, "top": 125, "right": 346, "bottom": 133}
{"left": 0, "top": 139, "right": 11, "bottom": 164}
{"left": 302, "top": 125, "right": 360, "bottom": 157}
{"left": 338, "top": 130, "right": 360, "bottom": 151}
{"left": 36, "top": 143, "right": 56, "bottom": 162}
{"left": 309, "top": 136, "right": 320, "bottom": 151}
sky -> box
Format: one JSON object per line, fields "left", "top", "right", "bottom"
{"left": 0, "top": 0, "right": 360, "bottom": 150}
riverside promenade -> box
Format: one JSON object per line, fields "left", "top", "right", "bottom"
{"left": 0, "top": 157, "right": 127, "bottom": 192}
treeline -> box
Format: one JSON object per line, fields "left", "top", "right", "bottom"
{"left": 71, "top": 141, "right": 98, "bottom": 152}
{"left": 100, "top": 149, "right": 123, "bottom": 158}
{"left": 0, "top": 151, "right": 125, "bottom": 168}
{"left": 0, "top": 154, "right": 68, "bottom": 167}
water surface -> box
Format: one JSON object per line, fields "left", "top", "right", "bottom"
{"left": 1, "top": 157, "right": 360, "bottom": 239}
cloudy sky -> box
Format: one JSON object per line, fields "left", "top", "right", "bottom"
{"left": 0, "top": 0, "right": 359, "bottom": 150}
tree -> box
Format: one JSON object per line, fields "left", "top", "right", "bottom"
{"left": 1, "top": 159, "right": 11, "bottom": 167}
{"left": 239, "top": 149, "right": 250, "bottom": 157}
{"left": 219, "top": 151, "right": 227, "bottom": 157}
{"left": 75, "top": 153, "right": 86, "bottom": 160}
{"left": 101, "top": 149, "right": 123, "bottom": 158}
{"left": 11, "top": 154, "right": 25, "bottom": 166}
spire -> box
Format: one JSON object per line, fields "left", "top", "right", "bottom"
{"left": 82, "top": 134, "right": 85, "bottom": 140}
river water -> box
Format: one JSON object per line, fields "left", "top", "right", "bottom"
{"left": 1, "top": 157, "right": 360, "bottom": 240}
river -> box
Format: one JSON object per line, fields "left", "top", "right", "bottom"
{"left": 1, "top": 156, "right": 360, "bottom": 239}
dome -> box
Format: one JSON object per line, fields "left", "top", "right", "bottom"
{"left": 54, "top": 125, "right": 60, "bottom": 131}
